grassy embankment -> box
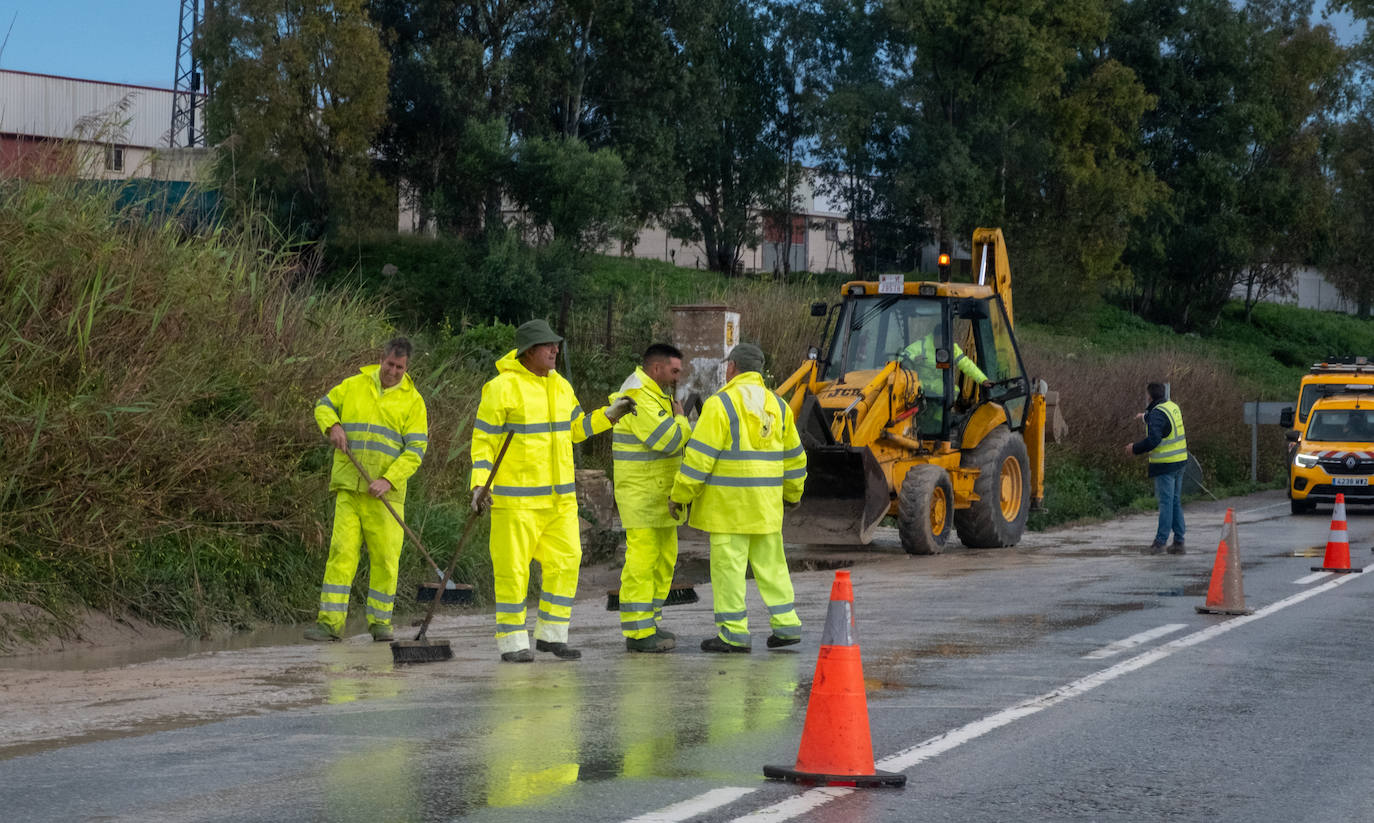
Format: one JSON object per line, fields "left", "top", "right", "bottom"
{"left": 6, "top": 184, "right": 1374, "bottom": 649}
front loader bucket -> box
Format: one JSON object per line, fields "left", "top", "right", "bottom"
{"left": 783, "top": 446, "right": 891, "bottom": 545}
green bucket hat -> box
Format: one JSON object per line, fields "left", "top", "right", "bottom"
{"left": 727, "top": 342, "right": 765, "bottom": 373}
{"left": 515, "top": 319, "right": 563, "bottom": 356}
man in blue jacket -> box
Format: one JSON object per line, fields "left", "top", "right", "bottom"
{"left": 1125, "top": 382, "right": 1187, "bottom": 554}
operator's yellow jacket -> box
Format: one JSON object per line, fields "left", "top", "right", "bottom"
{"left": 611, "top": 366, "right": 692, "bottom": 529}
{"left": 313, "top": 365, "right": 428, "bottom": 503}
{"left": 471, "top": 349, "right": 614, "bottom": 503}
{"left": 670, "top": 371, "right": 806, "bottom": 534}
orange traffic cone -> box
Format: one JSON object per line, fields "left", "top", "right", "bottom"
{"left": 1195, "top": 508, "right": 1251, "bottom": 615}
{"left": 1312, "top": 493, "right": 1363, "bottom": 574}
{"left": 763, "top": 570, "right": 905, "bottom": 788}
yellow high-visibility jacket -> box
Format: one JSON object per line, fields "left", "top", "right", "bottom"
{"left": 611, "top": 366, "right": 693, "bottom": 529}
{"left": 314, "top": 365, "right": 428, "bottom": 504}
{"left": 471, "top": 349, "right": 612, "bottom": 508}
{"left": 670, "top": 371, "right": 806, "bottom": 534}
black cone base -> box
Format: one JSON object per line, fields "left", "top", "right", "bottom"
{"left": 763, "top": 764, "right": 906, "bottom": 788}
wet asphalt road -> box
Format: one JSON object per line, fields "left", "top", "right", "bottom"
{"left": 4, "top": 489, "right": 1374, "bottom": 822}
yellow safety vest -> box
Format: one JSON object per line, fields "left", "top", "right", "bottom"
{"left": 611, "top": 367, "right": 693, "bottom": 529}
{"left": 669, "top": 371, "right": 807, "bottom": 535}
{"left": 314, "top": 365, "right": 428, "bottom": 504}
{"left": 471, "top": 349, "right": 612, "bottom": 508}
{"left": 1148, "top": 400, "right": 1188, "bottom": 465}
{"left": 899, "top": 335, "right": 988, "bottom": 388}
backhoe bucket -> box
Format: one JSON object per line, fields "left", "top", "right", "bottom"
{"left": 783, "top": 446, "right": 890, "bottom": 545}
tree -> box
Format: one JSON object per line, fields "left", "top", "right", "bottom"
{"left": 507, "top": 135, "right": 629, "bottom": 251}
{"left": 199, "top": 0, "right": 391, "bottom": 239}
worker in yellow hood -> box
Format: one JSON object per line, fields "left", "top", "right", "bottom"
{"left": 669, "top": 343, "right": 807, "bottom": 652}
{"left": 307, "top": 337, "right": 428, "bottom": 642}
{"left": 471, "top": 320, "right": 635, "bottom": 662}
{"left": 611, "top": 343, "right": 692, "bottom": 653}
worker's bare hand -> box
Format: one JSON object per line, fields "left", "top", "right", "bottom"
{"left": 471, "top": 487, "right": 492, "bottom": 515}
{"left": 981, "top": 379, "right": 993, "bottom": 389}
{"left": 607, "top": 395, "right": 636, "bottom": 422}
{"left": 328, "top": 423, "right": 348, "bottom": 451}
{"left": 1134, "top": 411, "right": 1146, "bottom": 421}
{"left": 368, "top": 478, "right": 392, "bottom": 498}
{"left": 1124, "top": 443, "right": 1135, "bottom": 456}
{"left": 672, "top": 398, "right": 685, "bottom": 416}
{"left": 668, "top": 500, "right": 684, "bottom": 520}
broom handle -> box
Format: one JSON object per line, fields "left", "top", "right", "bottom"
{"left": 414, "top": 430, "right": 515, "bottom": 641}
{"left": 341, "top": 446, "right": 446, "bottom": 581}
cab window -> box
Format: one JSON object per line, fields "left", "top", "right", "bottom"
{"left": 1306, "top": 409, "right": 1374, "bottom": 443}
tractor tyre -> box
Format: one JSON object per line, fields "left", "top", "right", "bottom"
{"left": 898, "top": 464, "right": 954, "bottom": 555}
{"left": 954, "top": 426, "right": 1031, "bottom": 548}
{"left": 1290, "top": 497, "right": 1315, "bottom": 515}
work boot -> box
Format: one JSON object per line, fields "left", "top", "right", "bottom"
{"left": 535, "top": 639, "right": 582, "bottom": 660}
{"left": 1142, "top": 540, "right": 1166, "bottom": 555}
{"left": 368, "top": 623, "right": 394, "bottom": 642}
{"left": 1167, "top": 540, "right": 1186, "bottom": 555}
{"left": 303, "top": 622, "right": 341, "bottom": 642}
{"left": 700, "top": 636, "right": 750, "bottom": 654}
{"left": 626, "top": 634, "right": 676, "bottom": 653}
{"left": 654, "top": 626, "right": 677, "bottom": 641}
{"left": 500, "top": 649, "right": 535, "bottom": 663}
{"left": 766, "top": 634, "right": 801, "bottom": 649}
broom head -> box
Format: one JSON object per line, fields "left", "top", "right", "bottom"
{"left": 391, "top": 638, "right": 453, "bottom": 664}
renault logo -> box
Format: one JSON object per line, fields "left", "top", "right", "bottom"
{"left": 1346, "top": 455, "right": 1358, "bottom": 470}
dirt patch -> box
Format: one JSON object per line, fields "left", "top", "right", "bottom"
{"left": 0, "top": 603, "right": 182, "bottom": 658}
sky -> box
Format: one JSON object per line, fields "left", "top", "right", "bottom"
{"left": 0, "top": 0, "right": 1366, "bottom": 92}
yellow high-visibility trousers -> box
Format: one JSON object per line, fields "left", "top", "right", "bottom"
{"left": 708, "top": 531, "right": 801, "bottom": 648}
{"left": 490, "top": 499, "right": 582, "bottom": 653}
{"left": 317, "top": 489, "right": 403, "bottom": 633}
{"left": 619, "top": 526, "right": 678, "bottom": 639}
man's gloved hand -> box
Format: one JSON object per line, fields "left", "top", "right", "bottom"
{"left": 668, "top": 500, "right": 684, "bottom": 520}
{"left": 607, "top": 395, "right": 637, "bottom": 422}
{"left": 471, "top": 487, "right": 492, "bottom": 515}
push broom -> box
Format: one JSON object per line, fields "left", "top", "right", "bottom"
{"left": 391, "top": 430, "right": 514, "bottom": 664}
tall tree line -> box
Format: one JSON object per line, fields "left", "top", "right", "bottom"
{"left": 199, "top": 0, "right": 1374, "bottom": 326}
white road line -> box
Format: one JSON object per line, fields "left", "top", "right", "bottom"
{"left": 729, "top": 787, "right": 853, "bottom": 822}
{"left": 1238, "top": 502, "right": 1290, "bottom": 515}
{"left": 1081, "top": 623, "right": 1187, "bottom": 659}
{"left": 724, "top": 565, "right": 1368, "bottom": 823}
{"left": 626, "top": 787, "right": 758, "bottom": 823}
{"left": 1293, "top": 571, "right": 1331, "bottom": 585}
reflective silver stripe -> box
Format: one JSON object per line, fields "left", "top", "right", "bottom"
{"left": 1153, "top": 446, "right": 1187, "bottom": 460}
{"left": 537, "top": 610, "right": 571, "bottom": 623}
{"left": 704, "top": 475, "right": 783, "bottom": 488}
{"left": 719, "top": 393, "right": 741, "bottom": 450}
{"left": 687, "top": 440, "right": 720, "bottom": 459}
{"left": 621, "top": 617, "right": 657, "bottom": 630}
{"left": 367, "top": 605, "right": 392, "bottom": 619}
{"left": 367, "top": 589, "right": 394, "bottom": 605}
{"left": 493, "top": 484, "right": 553, "bottom": 496}
{"left": 406, "top": 445, "right": 426, "bottom": 458}
{"left": 495, "top": 602, "right": 526, "bottom": 614}
{"left": 613, "top": 450, "right": 676, "bottom": 462}
{"left": 342, "top": 422, "right": 404, "bottom": 443}
{"left": 580, "top": 415, "right": 594, "bottom": 438}
{"left": 506, "top": 420, "right": 572, "bottom": 434}
{"left": 820, "top": 599, "right": 855, "bottom": 647}
{"left": 404, "top": 433, "right": 427, "bottom": 444}
{"left": 571, "top": 405, "right": 583, "bottom": 420}
{"left": 618, "top": 601, "right": 654, "bottom": 611}
{"left": 320, "top": 583, "right": 350, "bottom": 595}
{"left": 680, "top": 464, "right": 709, "bottom": 481}
{"left": 652, "top": 598, "right": 665, "bottom": 608}
{"left": 319, "top": 602, "right": 348, "bottom": 612}
{"left": 718, "top": 450, "right": 788, "bottom": 461}
{"left": 661, "top": 428, "right": 683, "bottom": 454}
{"left": 554, "top": 482, "right": 576, "bottom": 494}
{"left": 767, "top": 602, "right": 795, "bottom": 615}
{"left": 474, "top": 418, "right": 505, "bottom": 434}
{"left": 613, "top": 433, "right": 641, "bottom": 445}
{"left": 349, "top": 439, "right": 401, "bottom": 458}
{"left": 714, "top": 609, "right": 748, "bottom": 621}
{"left": 783, "top": 467, "right": 806, "bottom": 480}
{"left": 317, "top": 395, "right": 337, "bottom": 412}
{"left": 771, "top": 628, "right": 801, "bottom": 640}
{"left": 720, "top": 629, "right": 751, "bottom": 646}
{"left": 646, "top": 417, "right": 676, "bottom": 448}
{"left": 541, "top": 592, "right": 575, "bottom": 607}
{"left": 783, "top": 444, "right": 804, "bottom": 459}
{"left": 473, "top": 460, "right": 494, "bottom": 471}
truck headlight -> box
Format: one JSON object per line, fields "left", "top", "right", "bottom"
{"left": 1294, "top": 452, "right": 1319, "bottom": 468}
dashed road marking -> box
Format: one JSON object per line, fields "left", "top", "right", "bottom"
{"left": 626, "top": 787, "right": 758, "bottom": 823}
{"left": 1082, "top": 623, "right": 1188, "bottom": 659}
{"left": 1293, "top": 571, "right": 1331, "bottom": 585}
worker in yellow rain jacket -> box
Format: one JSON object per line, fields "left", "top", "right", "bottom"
{"left": 899, "top": 313, "right": 991, "bottom": 432}
{"left": 471, "top": 320, "right": 635, "bottom": 663}
{"left": 668, "top": 343, "right": 807, "bottom": 653}
{"left": 306, "top": 337, "right": 428, "bottom": 642}
{"left": 611, "top": 343, "right": 692, "bottom": 653}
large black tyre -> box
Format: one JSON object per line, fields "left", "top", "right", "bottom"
{"left": 1290, "top": 497, "right": 1316, "bottom": 515}
{"left": 954, "top": 427, "right": 1031, "bottom": 548}
{"left": 898, "top": 464, "right": 954, "bottom": 555}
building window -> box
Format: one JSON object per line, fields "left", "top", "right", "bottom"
{"left": 825, "top": 219, "right": 839, "bottom": 241}
{"left": 105, "top": 146, "right": 124, "bottom": 172}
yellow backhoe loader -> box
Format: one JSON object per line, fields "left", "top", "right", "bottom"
{"left": 775, "top": 227, "right": 1047, "bottom": 553}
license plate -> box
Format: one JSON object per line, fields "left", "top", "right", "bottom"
{"left": 1334, "top": 477, "right": 1369, "bottom": 486}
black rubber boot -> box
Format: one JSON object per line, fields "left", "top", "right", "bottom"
{"left": 626, "top": 634, "right": 675, "bottom": 653}
{"left": 535, "top": 639, "right": 582, "bottom": 660}
{"left": 500, "top": 649, "right": 534, "bottom": 663}
{"left": 700, "top": 636, "right": 750, "bottom": 654}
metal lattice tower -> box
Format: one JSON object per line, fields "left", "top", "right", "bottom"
{"left": 169, "top": 0, "right": 203, "bottom": 148}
